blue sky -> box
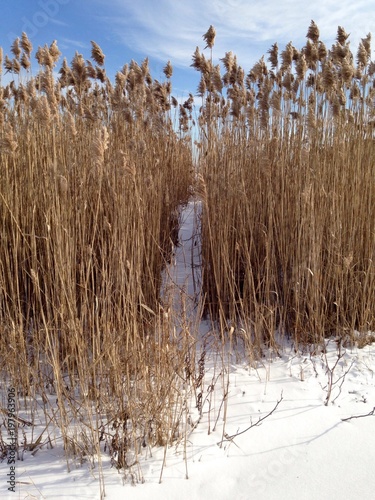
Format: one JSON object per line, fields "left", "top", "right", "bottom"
{"left": 1, "top": 0, "right": 375, "bottom": 98}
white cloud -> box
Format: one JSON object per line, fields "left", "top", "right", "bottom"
{"left": 49, "top": 18, "right": 69, "bottom": 27}
{"left": 59, "top": 37, "right": 90, "bottom": 51}
{"left": 96, "top": 0, "right": 375, "bottom": 71}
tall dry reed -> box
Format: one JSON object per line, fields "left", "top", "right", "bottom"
{"left": 1, "top": 22, "right": 375, "bottom": 480}
{"left": 196, "top": 22, "right": 375, "bottom": 352}
{"left": 0, "top": 35, "right": 195, "bottom": 477}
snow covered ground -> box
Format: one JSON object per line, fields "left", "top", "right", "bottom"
{"left": 1, "top": 202, "right": 375, "bottom": 500}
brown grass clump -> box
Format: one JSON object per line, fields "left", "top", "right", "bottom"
{"left": 196, "top": 21, "right": 375, "bottom": 352}
{"left": 0, "top": 37, "right": 195, "bottom": 478}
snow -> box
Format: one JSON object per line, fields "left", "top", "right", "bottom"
{"left": 2, "top": 201, "right": 374, "bottom": 500}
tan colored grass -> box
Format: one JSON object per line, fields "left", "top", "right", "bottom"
{"left": 196, "top": 23, "right": 375, "bottom": 352}
{"left": 1, "top": 23, "right": 375, "bottom": 482}
{"left": 0, "top": 36, "right": 195, "bottom": 477}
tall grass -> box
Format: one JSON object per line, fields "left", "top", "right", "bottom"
{"left": 195, "top": 22, "right": 375, "bottom": 351}
{"left": 1, "top": 22, "right": 374, "bottom": 480}
{"left": 0, "top": 35, "right": 195, "bottom": 476}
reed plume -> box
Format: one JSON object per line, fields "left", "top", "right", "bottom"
{"left": 91, "top": 40, "right": 105, "bottom": 66}
{"left": 197, "top": 22, "right": 375, "bottom": 350}
{"left": 0, "top": 32, "right": 194, "bottom": 476}
{"left": 203, "top": 25, "right": 216, "bottom": 49}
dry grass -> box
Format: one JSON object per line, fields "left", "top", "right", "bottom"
{"left": 0, "top": 35, "right": 195, "bottom": 478}
{"left": 0, "top": 23, "right": 374, "bottom": 480}
{"left": 195, "top": 22, "right": 375, "bottom": 352}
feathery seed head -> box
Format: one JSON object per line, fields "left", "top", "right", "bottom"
{"left": 115, "top": 70, "right": 126, "bottom": 89}
{"left": 20, "top": 32, "right": 33, "bottom": 57}
{"left": 295, "top": 54, "right": 307, "bottom": 80}
{"left": 92, "top": 126, "right": 109, "bottom": 169}
{"left": 337, "top": 88, "right": 346, "bottom": 106}
{"left": 49, "top": 40, "right": 61, "bottom": 65}
{"left": 318, "top": 41, "right": 327, "bottom": 61}
{"left": 281, "top": 42, "right": 294, "bottom": 72}
{"left": 368, "top": 61, "right": 375, "bottom": 77}
{"left": 331, "top": 42, "right": 351, "bottom": 64}
{"left": 249, "top": 56, "right": 267, "bottom": 84}
{"left": 322, "top": 60, "right": 335, "bottom": 91}
{"left": 0, "top": 129, "right": 18, "bottom": 155}
{"left": 361, "top": 33, "right": 371, "bottom": 57}
{"left": 71, "top": 52, "right": 88, "bottom": 86}
{"left": 304, "top": 40, "right": 319, "bottom": 70}
{"left": 337, "top": 26, "right": 350, "bottom": 46}
{"left": 212, "top": 64, "right": 223, "bottom": 93}
{"left": 267, "top": 43, "right": 278, "bottom": 70}
{"left": 141, "top": 57, "right": 150, "bottom": 77}
{"left": 91, "top": 41, "right": 105, "bottom": 66}
{"left": 36, "top": 45, "right": 54, "bottom": 68}
{"left": 354, "top": 67, "right": 363, "bottom": 80}
{"left": 340, "top": 59, "right": 354, "bottom": 84}
{"left": 221, "top": 51, "right": 235, "bottom": 73}
{"left": 20, "top": 53, "right": 31, "bottom": 71}
{"left": 191, "top": 46, "right": 204, "bottom": 71}
{"left": 128, "top": 60, "right": 144, "bottom": 86}
{"left": 349, "top": 81, "right": 360, "bottom": 100}
{"left": 96, "top": 66, "right": 107, "bottom": 83}
{"left": 357, "top": 41, "right": 369, "bottom": 67}
{"left": 236, "top": 66, "right": 245, "bottom": 87}
{"left": 203, "top": 25, "right": 216, "bottom": 50}
{"left": 58, "top": 57, "right": 74, "bottom": 87}
{"left": 66, "top": 111, "right": 77, "bottom": 137}
{"left": 4, "top": 55, "right": 13, "bottom": 73}
{"left": 121, "top": 64, "right": 129, "bottom": 80}
{"left": 12, "top": 58, "right": 21, "bottom": 74}
{"left": 85, "top": 60, "right": 97, "bottom": 79}
{"left": 163, "top": 60, "right": 173, "bottom": 79}
{"left": 10, "top": 38, "right": 21, "bottom": 60}
{"left": 270, "top": 89, "right": 281, "bottom": 113}
{"left": 282, "top": 71, "right": 294, "bottom": 91}
{"left": 197, "top": 75, "right": 207, "bottom": 97}
{"left": 306, "top": 20, "right": 320, "bottom": 44}
{"left": 36, "top": 95, "right": 51, "bottom": 123}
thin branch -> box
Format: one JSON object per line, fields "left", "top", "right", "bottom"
{"left": 218, "top": 391, "right": 283, "bottom": 445}
{"left": 341, "top": 406, "right": 375, "bottom": 422}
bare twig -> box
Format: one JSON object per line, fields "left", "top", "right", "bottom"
{"left": 331, "top": 358, "right": 355, "bottom": 404}
{"left": 323, "top": 351, "right": 348, "bottom": 406}
{"left": 218, "top": 391, "right": 283, "bottom": 446}
{"left": 341, "top": 407, "right": 375, "bottom": 422}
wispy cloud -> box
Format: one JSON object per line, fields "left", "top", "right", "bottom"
{"left": 59, "top": 37, "right": 90, "bottom": 51}
{"left": 49, "top": 19, "right": 69, "bottom": 28}
{"left": 96, "top": 0, "right": 375, "bottom": 71}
